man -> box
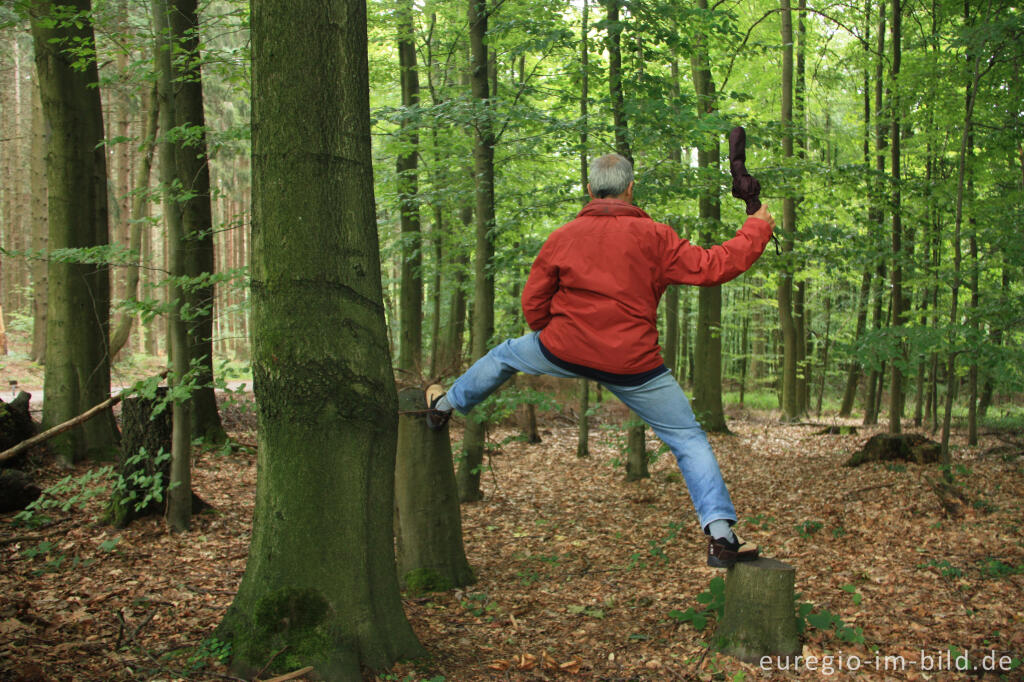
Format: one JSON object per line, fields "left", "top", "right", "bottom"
{"left": 426, "top": 153, "right": 775, "bottom": 568}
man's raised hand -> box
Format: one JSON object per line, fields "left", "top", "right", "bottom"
{"left": 752, "top": 203, "right": 775, "bottom": 229}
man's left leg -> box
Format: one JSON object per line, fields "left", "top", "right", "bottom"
{"left": 603, "top": 373, "right": 758, "bottom": 567}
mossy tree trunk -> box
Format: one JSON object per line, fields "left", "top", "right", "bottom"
{"left": 217, "top": 0, "right": 424, "bottom": 677}
{"left": 30, "top": 0, "right": 120, "bottom": 465}
{"left": 394, "top": 389, "right": 474, "bottom": 593}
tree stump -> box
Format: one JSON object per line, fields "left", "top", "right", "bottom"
{"left": 624, "top": 418, "right": 648, "bottom": 481}
{"left": 845, "top": 432, "right": 940, "bottom": 467}
{"left": 0, "top": 468, "right": 41, "bottom": 513}
{"left": 394, "top": 387, "right": 474, "bottom": 593}
{"left": 105, "top": 390, "right": 173, "bottom": 527}
{"left": 0, "top": 392, "right": 37, "bottom": 467}
{"left": 105, "top": 389, "right": 208, "bottom": 527}
{"left": 714, "top": 558, "right": 801, "bottom": 663}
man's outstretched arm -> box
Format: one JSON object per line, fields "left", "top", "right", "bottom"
{"left": 662, "top": 204, "right": 775, "bottom": 287}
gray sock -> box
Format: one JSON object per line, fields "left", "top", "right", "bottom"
{"left": 435, "top": 395, "right": 453, "bottom": 412}
{"left": 708, "top": 519, "right": 735, "bottom": 542}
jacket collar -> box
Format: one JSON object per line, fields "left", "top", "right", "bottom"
{"left": 578, "top": 198, "right": 651, "bottom": 219}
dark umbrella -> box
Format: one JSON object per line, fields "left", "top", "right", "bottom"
{"left": 729, "top": 126, "right": 761, "bottom": 215}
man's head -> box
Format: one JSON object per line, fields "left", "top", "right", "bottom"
{"left": 588, "top": 153, "right": 634, "bottom": 201}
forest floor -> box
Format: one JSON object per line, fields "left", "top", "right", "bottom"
{"left": 1, "top": 387, "right": 1023, "bottom": 681}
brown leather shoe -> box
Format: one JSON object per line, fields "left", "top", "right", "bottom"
{"left": 707, "top": 532, "right": 759, "bottom": 568}
{"left": 425, "top": 384, "right": 451, "bottom": 431}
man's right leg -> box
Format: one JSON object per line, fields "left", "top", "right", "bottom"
{"left": 442, "top": 332, "right": 577, "bottom": 414}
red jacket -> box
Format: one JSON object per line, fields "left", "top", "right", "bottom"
{"left": 521, "top": 199, "right": 773, "bottom": 375}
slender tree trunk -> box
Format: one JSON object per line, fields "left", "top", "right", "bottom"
{"left": 31, "top": 0, "right": 119, "bottom": 464}
{"left": 397, "top": 0, "right": 422, "bottom": 374}
{"left": 456, "top": 0, "right": 497, "bottom": 503}
{"left": 664, "top": 58, "right": 682, "bottom": 376}
{"left": 168, "top": 0, "right": 226, "bottom": 445}
{"left": 839, "top": 271, "right": 870, "bottom": 416}
{"left": 218, "top": 0, "right": 424, "bottom": 675}
{"left": 794, "top": 0, "right": 808, "bottom": 416}
{"left": 777, "top": 0, "right": 798, "bottom": 421}
{"left": 816, "top": 296, "right": 831, "bottom": 416}
{"left": 863, "top": 0, "right": 887, "bottom": 426}
{"left": 576, "top": 0, "right": 591, "bottom": 459}
{"left": 888, "top": 0, "right": 904, "bottom": 434}
{"left": 941, "top": 54, "right": 983, "bottom": 469}
{"left": 153, "top": 0, "right": 192, "bottom": 531}
{"left": 604, "top": 0, "right": 631, "bottom": 160}
{"left": 110, "top": 85, "right": 159, "bottom": 357}
{"left": 603, "top": 0, "right": 647, "bottom": 450}
{"left": 30, "top": 81, "right": 48, "bottom": 364}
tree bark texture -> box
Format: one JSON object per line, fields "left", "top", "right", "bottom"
{"left": 218, "top": 0, "right": 424, "bottom": 676}
{"left": 715, "top": 558, "right": 801, "bottom": 663}
{"left": 31, "top": 0, "right": 119, "bottom": 464}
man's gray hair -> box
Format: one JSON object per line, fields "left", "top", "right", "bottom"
{"left": 589, "top": 153, "right": 633, "bottom": 198}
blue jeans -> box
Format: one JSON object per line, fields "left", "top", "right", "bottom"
{"left": 445, "top": 332, "right": 737, "bottom": 530}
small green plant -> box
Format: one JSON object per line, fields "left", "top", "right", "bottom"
{"left": 20, "top": 541, "right": 72, "bottom": 576}
{"left": 98, "top": 538, "right": 121, "bottom": 553}
{"left": 799, "top": 605, "right": 865, "bottom": 644}
{"left": 186, "top": 637, "right": 232, "bottom": 674}
{"left": 516, "top": 569, "right": 540, "bottom": 586}
{"left": 884, "top": 462, "right": 907, "bottom": 472}
{"left": 979, "top": 558, "right": 1021, "bottom": 579}
{"left": 796, "top": 520, "right": 824, "bottom": 538}
{"left": 567, "top": 604, "right": 606, "bottom": 619}
{"left": 840, "top": 584, "right": 862, "bottom": 605}
{"left": 919, "top": 558, "right": 964, "bottom": 580}
{"left": 14, "top": 466, "right": 115, "bottom": 527}
{"left": 743, "top": 513, "right": 774, "bottom": 530}
{"left": 460, "top": 592, "right": 499, "bottom": 619}
{"left": 646, "top": 522, "right": 683, "bottom": 566}
{"left": 110, "top": 447, "right": 174, "bottom": 513}
{"left": 668, "top": 576, "right": 725, "bottom": 631}
{"left": 972, "top": 497, "right": 998, "bottom": 514}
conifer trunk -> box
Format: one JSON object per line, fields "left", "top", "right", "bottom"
{"left": 31, "top": 0, "right": 119, "bottom": 464}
